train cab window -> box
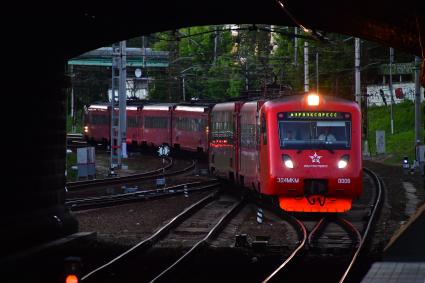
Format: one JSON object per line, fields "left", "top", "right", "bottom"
{"left": 91, "top": 114, "right": 108, "bottom": 125}
{"left": 278, "top": 112, "right": 351, "bottom": 150}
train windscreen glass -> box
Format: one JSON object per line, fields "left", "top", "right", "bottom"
{"left": 277, "top": 111, "right": 351, "bottom": 149}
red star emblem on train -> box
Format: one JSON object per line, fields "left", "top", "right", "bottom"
{"left": 309, "top": 152, "right": 322, "bottom": 163}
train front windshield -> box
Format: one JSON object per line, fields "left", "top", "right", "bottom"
{"left": 278, "top": 111, "right": 351, "bottom": 150}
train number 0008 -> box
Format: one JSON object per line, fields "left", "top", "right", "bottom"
{"left": 337, "top": 178, "right": 351, "bottom": 184}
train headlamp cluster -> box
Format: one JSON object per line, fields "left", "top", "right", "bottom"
{"left": 283, "top": 154, "right": 294, "bottom": 168}
{"left": 307, "top": 93, "right": 320, "bottom": 106}
{"left": 338, "top": 155, "right": 350, "bottom": 169}
{"left": 84, "top": 126, "right": 88, "bottom": 133}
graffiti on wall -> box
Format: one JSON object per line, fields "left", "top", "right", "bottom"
{"left": 366, "top": 82, "right": 424, "bottom": 107}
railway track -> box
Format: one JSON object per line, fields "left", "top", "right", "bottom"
{"left": 66, "top": 158, "right": 195, "bottom": 191}
{"left": 66, "top": 180, "right": 220, "bottom": 211}
{"left": 337, "top": 167, "right": 383, "bottom": 283}
{"left": 78, "top": 168, "right": 382, "bottom": 283}
{"left": 81, "top": 189, "right": 242, "bottom": 282}
{"left": 262, "top": 167, "right": 383, "bottom": 282}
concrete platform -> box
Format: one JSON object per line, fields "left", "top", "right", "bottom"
{"left": 361, "top": 202, "right": 425, "bottom": 282}
{"left": 383, "top": 202, "right": 425, "bottom": 261}
{"left": 361, "top": 262, "right": 425, "bottom": 283}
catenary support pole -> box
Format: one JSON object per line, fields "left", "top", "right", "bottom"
{"left": 414, "top": 56, "right": 422, "bottom": 145}
{"left": 119, "top": 41, "right": 127, "bottom": 159}
{"left": 389, "top": 47, "right": 394, "bottom": 134}
{"left": 304, "top": 41, "right": 309, "bottom": 92}
{"left": 355, "top": 38, "right": 361, "bottom": 111}
{"left": 316, "top": 51, "right": 319, "bottom": 93}
{"left": 182, "top": 75, "right": 186, "bottom": 101}
{"left": 294, "top": 27, "right": 298, "bottom": 67}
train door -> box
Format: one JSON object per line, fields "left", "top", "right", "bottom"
{"left": 234, "top": 110, "right": 239, "bottom": 184}
{"left": 233, "top": 102, "right": 243, "bottom": 184}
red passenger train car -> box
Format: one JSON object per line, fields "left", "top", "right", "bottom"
{"left": 238, "top": 100, "right": 265, "bottom": 191}
{"left": 209, "top": 102, "right": 244, "bottom": 181}
{"left": 126, "top": 105, "right": 144, "bottom": 146}
{"left": 84, "top": 104, "right": 145, "bottom": 147}
{"left": 172, "top": 104, "right": 212, "bottom": 153}
{"left": 141, "top": 104, "right": 175, "bottom": 148}
{"left": 209, "top": 93, "right": 362, "bottom": 213}
{"left": 83, "top": 103, "right": 110, "bottom": 145}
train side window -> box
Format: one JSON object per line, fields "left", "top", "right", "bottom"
{"left": 261, "top": 114, "right": 267, "bottom": 145}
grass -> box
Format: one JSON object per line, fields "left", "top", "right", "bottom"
{"left": 366, "top": 100, "right": 424, "bottom": 165}
{"left": 66, "top": 110, "right": 83, "bottom": 181}
{"left": 66, "top": 151, "right": 78, "bottom": 181}
{"left": 67, "top": 110, "right": 83, "bottom": 133}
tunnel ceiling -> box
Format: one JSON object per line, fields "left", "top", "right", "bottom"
{"left": 12, "top": 0, "right": 423, "bottom": 60}
{"left": 28, "top": 0, "right": 425, "bottom": 58}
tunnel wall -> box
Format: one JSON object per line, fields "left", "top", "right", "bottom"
{"left": 2, "top": 58, "right": 78, "bottom": 255}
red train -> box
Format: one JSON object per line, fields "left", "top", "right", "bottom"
{"left": 84, "top": 102, "right": 212, "bottom": 152}
{"left": 172, "top": 105, "right": 211, "bottom": 153}
{"left": 84, "top": 93, "right": 362, "bottom": 213}
{"left": 209, "top": 94, "right": 362, "bottom": 212}
{"left": 84, "top": 103, "right": 111, "bottom": 145}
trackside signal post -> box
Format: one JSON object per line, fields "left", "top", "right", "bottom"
{"left": 414, "top": 57, "right": 422, "bottom": 145}
{"left": 157, "top": 145, "right": 170, "bottom": 187}
{"left": 110, "top": 41, "right": 127, "bottom": 172}
{"left": 414, "top": 56, "right": 423, "bottom": 176}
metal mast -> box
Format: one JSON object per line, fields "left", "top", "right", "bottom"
{"left": 119, "top": 41, "right": 127, "bottom": 160}
{"left": 355, "top": 38, "right": 361, "bottom": 110}
{"left": 304, "top": 41, "right": 309, "bottom": 92}
{"left": 414, "top": 56, "right": 422, "bottom": 144}
{"left": 389, "top": 47, "right": 394, "bottom": 134}
{"left": 294, "top": 27, "right": 298, "bottom": 67}
{"left": 110, "top": 41, "right": 127, "bottom": 172}
{"left": 316, "top": 51, "right": 319, "bottom": 93}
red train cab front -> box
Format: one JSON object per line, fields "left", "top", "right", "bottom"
{"left": 84, "top": 104, "right": 111, "bottom": 145}
{"left": 259, "top": 94, "right": 362, "bottom": 212}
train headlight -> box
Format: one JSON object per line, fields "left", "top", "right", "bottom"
{"left": 307, "top": 93, "right": 320, "bottom": 106}
{"left": 283, "top": 154, "right": 294, "bottom": 169}
{"left": 337, "top": 155, "right": 349, "bottom": 169}
{"left": 84, "top": 126, "right": 88, "bottom": 133}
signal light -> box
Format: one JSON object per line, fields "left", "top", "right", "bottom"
{"left": 66, "top": 274, "right": 79, "bottom": 283}
{"left": 64, "top": 257, "right": 81, "bottom": 283}
{"left": 84, "top": 126, "right": 88, "bottom": 133}
{"left": 307, "top": 93, "right": 320, "bottom": 106}
{"left": 402, "top": 156, "right": 410, "bottom": 170}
